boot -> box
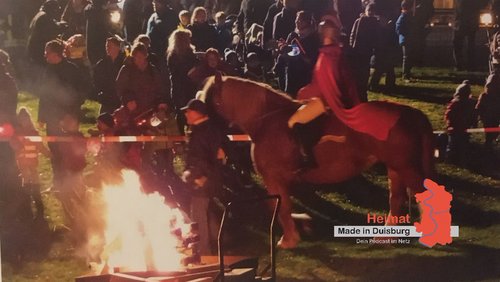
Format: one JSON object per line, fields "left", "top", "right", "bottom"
{"left": 291, "top": 124, "right": 317, "bottom": 169}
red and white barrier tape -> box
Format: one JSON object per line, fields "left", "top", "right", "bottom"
{"left": 432, "top": 128, "right": 500, "bottom": 135}
{"left": 0, "top": 134, "right": 252, "bottom": 143}
{"left": 0, "top": 129, "right": 499, "bottom": 143}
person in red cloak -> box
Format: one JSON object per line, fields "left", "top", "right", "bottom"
{"left": 288, "top": 19, "right": 401, "bottom": 167}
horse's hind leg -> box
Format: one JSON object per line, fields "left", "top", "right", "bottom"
{"left": 396, "top": 168, "right": 426, "bottom": 220}
{"left": 265, "top": 180, "right": 301, "bottom": 249}
{"left": 387, "top": 169, "right": 408, "bottom": 220}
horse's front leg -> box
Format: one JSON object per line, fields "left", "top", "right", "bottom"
{"left": 265, "top": 179, "right": 301, "bottom": 249}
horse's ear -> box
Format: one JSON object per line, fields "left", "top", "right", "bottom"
{"left": 215, "top": 71, "right": 222, "bottom": 85}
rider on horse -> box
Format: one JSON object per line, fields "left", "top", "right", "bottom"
{"left": 288, "top": 18, "right": 400, "bottom": 168}
{"left": 287, "top": 19, "right": 361, "bottom": 167}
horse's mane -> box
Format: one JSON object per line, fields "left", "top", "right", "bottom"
{"left": 202, "top": 75, "right": 299, "bottom": 110}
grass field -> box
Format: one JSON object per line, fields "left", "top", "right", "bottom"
{"left": 2, "top": 67, "right": 500, "bottom": 281}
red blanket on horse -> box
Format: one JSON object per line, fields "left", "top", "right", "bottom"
{"left": 299, "top": 45, "right": 401, "bottom": 141}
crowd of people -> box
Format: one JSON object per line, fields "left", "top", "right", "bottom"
{"left": 0, "top": 0, "right": 499, "bottom": 262}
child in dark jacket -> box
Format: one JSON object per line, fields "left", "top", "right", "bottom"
{"left": 444, "top": 80, "right": 477, "bottom": 165}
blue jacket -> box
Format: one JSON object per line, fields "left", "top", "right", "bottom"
{"left": 395, "top": 11, "right": 413, "bottom": 45}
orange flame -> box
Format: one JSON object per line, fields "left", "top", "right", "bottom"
{"left": 98, "top": 170, "right": 188, "bottom": 272}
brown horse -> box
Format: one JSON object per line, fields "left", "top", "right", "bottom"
{"left": 201, "top": 74, "right": 435, "bottom": 248}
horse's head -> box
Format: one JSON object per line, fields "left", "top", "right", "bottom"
{"left": 200, "top": 73, "right": 298, "bottom": 135}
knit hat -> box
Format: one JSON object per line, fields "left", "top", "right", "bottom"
{"left": 454, "top": 80, "right": 471, "bottom": 98}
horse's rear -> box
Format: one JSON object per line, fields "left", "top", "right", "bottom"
{"left": 379, "top": 104, "right": 435, "bottom": 218}
{"left": 277, "top": 102, "right": 435, "bottom": 247}
{"left": 202, "top": 75, "right": 436, "bottom": 248}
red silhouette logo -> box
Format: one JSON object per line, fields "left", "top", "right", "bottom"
{"left": 414, "top": 179, "right": 453, "bottom": 247}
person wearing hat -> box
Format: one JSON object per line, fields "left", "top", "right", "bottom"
{"left": 181, "top": 98, "right": 227, "bottom": 255}
{"left": 445, "top": 80, "right": 477, "bottom": 165}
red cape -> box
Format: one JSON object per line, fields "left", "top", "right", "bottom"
{"left": 299, "top": 45, "right": 401, "bottom": 141}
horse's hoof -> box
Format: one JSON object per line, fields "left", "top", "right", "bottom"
{"left": 277, "top": 234, "right": 300, "bottom": 249}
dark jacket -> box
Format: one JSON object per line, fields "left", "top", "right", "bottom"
{"left": 37, "top": 59, "right": 85, "bottom": 124}
{"left": 237, "top": 0, "right": 273, "bottom": 34}
{"left": 374, "top": 17, "right": 399, "bottom": 68}
{"left": 93, "top": 53, "right": 125, "bottom": 113}
{"left": 350, "top": 15, "right": 379, "bottom": 59}
{"left": 85, "top": 3, "right": 112, "bottom": 65}
{"left": 116, "top": 62, "right": 168, "bottom": 114}
{"left": 272, "top": 7, "right": 296, "bottom": 41}
{"left": 337, "top": 0, "right": 363, "bottom": 36}
{"left": 60, "top": 0, "right": 90, "bottom": 38}
{"left": 263, "top": 1, "right": 283, "bottom": 45}
{"left": 146, "top": 7, "right": 179, "bottom": 56}
{"left": 188, "top": 22, "right": 218, "bottom": 52}
{"left": 414, "top": 0, "right": 434, "bottom": 29}
{"left": 123, "top": 0, "right": 145, "bottom": 42}
{"left": 185, "top": 118, "right": 227, "bottom": 197}
{"left": 0, "top": 72, "right": 18, "bottom": 121}
{"left": 454, "top": 0, "right": 488, "bottom": 33}
{"left": 476, "top": 74, "right": 500, "bottom": 125}
{"left": 215, "top": 24, "right": 233, "bottom": 55}
{"left": 476, "top": 92, "right": 500, "bottom": 125}
{"left": 274, "top": 30, "right": 320, "bottom": 96}
{"left": 373, "top": 0, "right": 401, "bottom": 21}
{"left": 168, "top": 51, "right": 198, "bottom": 109}
{"left": 27, "top": 10, "right": 61, "bottom": 65}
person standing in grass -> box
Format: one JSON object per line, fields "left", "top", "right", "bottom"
{"left": 350, "top": 3, "right": 378, "bottom": 101}
{"left": 445, "top": 80, "right": 477, "bottom": 165}
{"left": 476, "top": 74, "right": 500, "bottom": 150}
{"left": 181, "top": 98, "right": 227, "bottom": 255}
{"left": 395, "top": 0, "right": 415, "bottom": 82}
{"left": 11, "top": 108, "right": 51, "bottom": 220}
